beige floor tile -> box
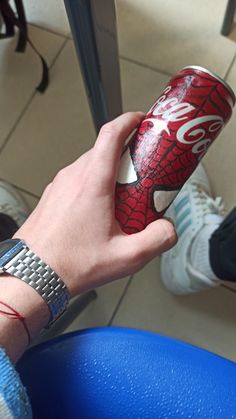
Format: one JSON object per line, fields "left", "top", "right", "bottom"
{"left": 0, "top": 25, "right": 65, "bottom": 148}
{"left": 226, "top": 56, "right": 236, "bottom": 92}
{"left": 65, "top": 276, "right": 130, "bottom": 332}
{"left": 112, "top": 257, "right": 236, "bottom": 361}
{"left": 24, "top": 0, "right": 70, "bottom": 36}
{"left": 117, "top": 0, "right": 236, "bottom": 77}
{"left": 121, "top": 58, "right": 170, "bottom": 112}
{"left": 0, "top": 40, "right": 96, "bottom": 196}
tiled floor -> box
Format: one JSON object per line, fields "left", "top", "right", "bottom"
{"left": 1, "top": 0, "right": 236, "bottom": 361}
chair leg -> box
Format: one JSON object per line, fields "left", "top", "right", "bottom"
{"left": 221, "top": 0, "right": 236, "bottom": 36}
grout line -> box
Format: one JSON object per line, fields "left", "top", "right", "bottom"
{"left": 44, "top": 37, "right": 69, "bottom": 69}
{"left": 107, "top": 275, "right": 134, "bottom": 326}
{"left": 120, "top": 55, "right": 173, "bottom": 77}
{"left": 0, "top": 37, "right": 69, "bottom": 155}
{"left": 0, "top": 94, "right": 35, "bottom": 155}
{"left": 221, "top": 284, "right": 236, "bottom": 294}
{"left": 224, "top": 51, "right": 236, "bottom": 80}
{"left": 29, "top": 22, "right": 69, "bottom": 39}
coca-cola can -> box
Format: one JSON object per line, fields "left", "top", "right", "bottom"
{"left": 115, "top": 66, "right": 235, "bottom": 234}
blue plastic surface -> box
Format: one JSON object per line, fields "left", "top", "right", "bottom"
{"left": 17, "top": 327, "right": 236, "bottom": 418}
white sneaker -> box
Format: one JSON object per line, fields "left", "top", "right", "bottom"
{"left": 0, "top": 180, "right": 29, "bottom": 228}
{"left": 160, "top": 164, "right": 225, "bottom": 295}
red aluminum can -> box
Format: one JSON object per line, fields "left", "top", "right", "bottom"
{"left": 115, "top": 66, "right": 235, "bottom": 234}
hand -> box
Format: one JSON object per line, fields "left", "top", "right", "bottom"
{"left": 15, "top": 112, "right": 177, "bottom": 297}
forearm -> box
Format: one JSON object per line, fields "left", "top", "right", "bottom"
{"left": 0, "top": 275, "right": 50, "bottom": 363}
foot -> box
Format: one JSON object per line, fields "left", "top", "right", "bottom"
{"left": 160, "top": 164, "right": 225, "bottom": 295}
{"left": 0, "top": 180, "right": 29, "bottom": 228}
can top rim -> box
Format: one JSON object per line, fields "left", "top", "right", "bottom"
{"left": 183, "top": 65, "right": 235, "bottom": 106}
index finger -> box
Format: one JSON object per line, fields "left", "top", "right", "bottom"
{"left": 94, "top": 112, "right": 145, "bottom": 181}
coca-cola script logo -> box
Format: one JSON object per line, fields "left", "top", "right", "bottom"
{"left": 145, "top": 86, "right": 224, "bottom": 160}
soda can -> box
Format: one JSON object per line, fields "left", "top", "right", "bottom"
{"left": 115, "top": 66, "right": 235, "bottom": 234}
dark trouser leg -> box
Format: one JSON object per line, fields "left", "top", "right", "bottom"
{"left": 210, "top": 208, "right": 236, "bottom": 282}
{"left": 0, "top": 213, "right": 18, "bottom": 241}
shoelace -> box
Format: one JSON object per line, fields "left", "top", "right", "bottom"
{"left": 0, "top": 202, "right": 27, "bottom": 226}
{"left": 193, "top": 184, "right": 226, "bottom": 217}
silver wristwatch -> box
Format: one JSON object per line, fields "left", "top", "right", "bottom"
{"left": 0, "top": 239, "right": 69, "bottom": 325}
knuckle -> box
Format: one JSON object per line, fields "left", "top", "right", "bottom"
{"left": 53, "top": 167, "right": 69, "bottom": 182}
{"left": 126, "top": 111, "right": 135, "bottom": 119}
{"left": 57, "top": 168, "right": 67, "bottom": 178}
{"left": 163, "top": 221, "right": 177, "bottom": 244}
{"left": 99, "top": 122, "right": 115, "bottom": 137}
{"left": 125, "top": 246, "right": 145, "bottom": 267}
{"left": 44, "top": 182, "right": 52, "bottom": 192}
{"left": 43, "top": 182, "right": 52, "bottom": 196}
{"left": 161, "top": 220, "right": 177, "bottom": 248}
{"left": 40, "top": 182, "right": 52, "bottom": 202}
{"left": 100, "top": 122, "right": 113, "bottom": 135}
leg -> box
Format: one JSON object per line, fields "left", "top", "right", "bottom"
{"left": 210, "top": 208, "right": 236, "bottom": 282}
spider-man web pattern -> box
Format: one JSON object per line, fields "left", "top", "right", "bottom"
{"left": 115, "top": 67, "right": 234, "bottom": 234}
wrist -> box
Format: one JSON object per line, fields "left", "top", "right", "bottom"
{"left": 5, "top": 233, "right": 71, "bottom": 320}
{"left": 0, "top": 275, "right": 50, "bottom": 328}
{"left": 0, "top": 275, "right": 50, "bottom": 362}
{"left": 12, "top": 228, "right": 75, "bottom": 297}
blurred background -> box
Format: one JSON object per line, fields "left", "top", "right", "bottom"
{"left": 1, "top": 0, "right": 236, "bottom": 360}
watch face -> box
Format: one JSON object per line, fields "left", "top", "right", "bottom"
{"left": 0, "top": 240, "right": 18, "bottom": 256}
{"left": 0, "top": 239, "right": 24, "bottom": 269}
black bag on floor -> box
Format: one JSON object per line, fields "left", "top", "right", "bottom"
{"left": 0, "top": 0, "right": 49, "bottom": 92}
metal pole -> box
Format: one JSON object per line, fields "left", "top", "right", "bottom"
{"left": 221, "top": 0, "right": 236, "bottom": 36}
{"left": 64, "top": 0, "right": 122, "bottom": 133}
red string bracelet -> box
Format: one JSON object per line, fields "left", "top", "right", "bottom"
{"left": 0, "top": 301, "right": 31, "bottom": 345}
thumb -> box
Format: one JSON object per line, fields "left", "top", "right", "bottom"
{"left": 124, "top": 218, "right": 177, "bottom": 267}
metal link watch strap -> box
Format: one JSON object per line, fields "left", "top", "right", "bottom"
{"left": 4, "top": 244, "right": 69, "bottom": 325}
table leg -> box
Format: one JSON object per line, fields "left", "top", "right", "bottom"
{"left": 64, "top": 0, "right": 122, "bottom": 133}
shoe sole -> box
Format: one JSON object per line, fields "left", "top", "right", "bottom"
{"left": 160, "top": 254, "right": 189, "bottom": 295}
